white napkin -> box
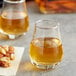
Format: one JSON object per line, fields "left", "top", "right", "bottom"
{"left": 0, "top": 47, "right": 24, "bottom": 76}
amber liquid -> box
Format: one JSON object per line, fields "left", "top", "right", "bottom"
{"left": 30, "top": 37, "right": 63, "bottom": 65}
{"left": 0, "top": 12, "right": 29, "bottom": 35}
{"left": 35, "top": 0, "right": 76, "bottom": 13}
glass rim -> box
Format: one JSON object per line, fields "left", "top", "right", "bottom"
{"left": 35, "top": 20, "right": 60, "bottom": 29}
{"left": 4, "top": 0, "right": 25, "bottom": 3}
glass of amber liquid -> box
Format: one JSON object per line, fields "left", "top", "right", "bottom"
{"left": 35, "top": 0, "right": 76, "bottom": 14}
{"left": 0, "top": 0, "right": 29, "bottom": 39}
{"left": 29, "top": 20, "right": 63, "bottom": 69}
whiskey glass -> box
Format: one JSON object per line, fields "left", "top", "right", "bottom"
{"left": 29, "top": 20, "right": 63, "bottom": 69}
{"left": 0, "top": 0, "right": 29, "bottom": 39}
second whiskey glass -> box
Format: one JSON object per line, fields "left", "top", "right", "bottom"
{"left": 0, "top": 0, "right": 29, "bottom": 39}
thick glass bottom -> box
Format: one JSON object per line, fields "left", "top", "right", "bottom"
{"left": 31, "top": 60, "right": 59, "bottom": 70}
{"left": 8, "top": 33, "right": 26, "bottom": 39}
{"left": 0, "top": 30, "right": 26, "bottom": 39}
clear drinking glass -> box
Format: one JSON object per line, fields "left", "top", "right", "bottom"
{"left": 0, "top": 0, "right": 29, "bottom": 39}
{"left": 29, "top": 20, "right": 63, "bottom": 69}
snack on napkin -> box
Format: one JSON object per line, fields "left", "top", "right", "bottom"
{"left": 0, "top": 45, "right": 15, "bottom": 67}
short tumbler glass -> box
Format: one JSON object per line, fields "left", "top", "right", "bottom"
{"left": 29, "top": 20, "right": 63, "bottom": 69}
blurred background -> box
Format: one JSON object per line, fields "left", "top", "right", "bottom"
{"left": 0, "top": 0, "right": 3, "bottom": 7}
{"left": 0, "top": 0, "right": 76, "bottom": 13}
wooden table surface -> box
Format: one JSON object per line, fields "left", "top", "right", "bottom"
{"left": 0, "top": 1, "right": 76, "bottom": 76}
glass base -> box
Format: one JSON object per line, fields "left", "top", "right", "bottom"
{"left": 0, "top": 30, "right": 26, "bottom": 39}
{"left": 8, "top": 33, "right": 26, "bottom": 39}
{"left": 31, "top": 60, "right": 58, "bottom": 70}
